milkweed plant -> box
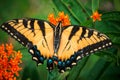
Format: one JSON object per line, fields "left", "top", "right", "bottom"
{"left": 0, "top": 44, "right": 22, "bottom": 80}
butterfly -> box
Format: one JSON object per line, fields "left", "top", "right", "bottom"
{"left": 0, "top": 18, "right": 112, "bottom": 72}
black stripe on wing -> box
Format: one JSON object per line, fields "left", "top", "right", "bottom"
{"left": 68, "top": 26, "right": 79, "bottom": 40}
{"left": 37, "top": 20, "right": 46, "bottom": 36}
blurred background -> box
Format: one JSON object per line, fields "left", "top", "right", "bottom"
{"left": 0, "top": 0, "right": 120, "bottom": 80}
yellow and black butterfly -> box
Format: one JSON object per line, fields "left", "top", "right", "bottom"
{"left": 0, "top": 18, "right": 112, "bottom": 72}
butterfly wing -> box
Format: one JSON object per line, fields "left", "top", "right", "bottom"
{"left": 57, "top": 25, "right": 112, "bottom": 70}
{"left": 0, "top": 18, "right": 55, "bottom": 63}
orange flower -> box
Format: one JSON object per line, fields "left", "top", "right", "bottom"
{"left": 48, "top": 11, "right": 71, "bottom": 26}
{"left": 0, "top": 43, "right": 22, "bottom": 80}
{"left": 91, "top": 11, "right": 102, "bottom": 22}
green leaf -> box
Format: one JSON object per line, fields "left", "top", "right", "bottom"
{"left": 47, "top": 69, "right": 69, "bottom": 80}
{"left": 76, "top": 55, "right": 105, "bottom": 80}
{"left": 67, "top": 57, "right": 89, "bottom": 80}
{"left": 21, "top": 62, "right": 41, "bottom": 80}
{"left": 98, "top": 63, "right": 120, "bottom": 80}
{"left": 92, "top": 0, "right": 99, "bottom": 12}
{"left": 52, "top": 0, "right": 91, "bottom": 25}
{"left": 102, "top": 11, "right": 120, "bottom": 21}
{"left": 57, "top": 72, "right": 69, "bottom": 80}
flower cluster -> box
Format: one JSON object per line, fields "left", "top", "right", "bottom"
{"left": 91, "top": 11, "right": 102, "bottom": 22}
{"left": 0, "top": 43, "right": 22, "bottom": 80}
{"left": 48, "top": 11, "right": 71, "bottom": 26}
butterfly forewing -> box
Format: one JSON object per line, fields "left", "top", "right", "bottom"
{"left": 0, "top": 18, "right": 55, "bottom": 59}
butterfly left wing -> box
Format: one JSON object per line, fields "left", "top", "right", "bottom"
{"left": 57, "top": 25, "right": 112, "bottom": 71}
{"left": 0, "top": 18, "right": 55, "bottom": 64}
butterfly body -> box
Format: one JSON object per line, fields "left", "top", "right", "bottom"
{"left": 0, "top": 18, "right": 112, "bottom": 72}
{"left": 53, "top": 22, "right": 62, "bottom": 54}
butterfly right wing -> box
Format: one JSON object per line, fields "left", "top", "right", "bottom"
{"left": 0, "top": 18, "right": 55, "bottom": 64}
{"left": 56, "top": 25, "right": 112, "bottom": 71}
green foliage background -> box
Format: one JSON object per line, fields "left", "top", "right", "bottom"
{"left": 0, "top": 0, "right": 120, "bottom": 80}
